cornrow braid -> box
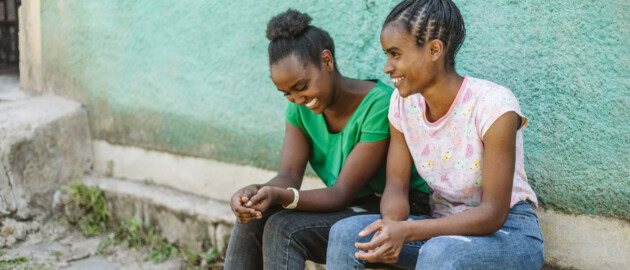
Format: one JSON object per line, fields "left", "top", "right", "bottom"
{"left": 384, "top": 0, "right": 466, "bottom": 69}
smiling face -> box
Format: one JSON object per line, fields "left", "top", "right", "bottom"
{"left": 270, "top": 53, "right": 334, "bottom": 114}
{"left": 381, "top": 23, "right": 442, "bottom": 97}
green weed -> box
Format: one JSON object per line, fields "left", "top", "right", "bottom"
{"left": 146, "top": 238, "right": 178, "bottom": 263}
{"left": 204, "top": 248, "right": 220, "bottom": 265}
{"left": 50, "top": 251, "right": 63, "bottom": 258}
{"left": 0, "top": 256, "right": 28, "bottom": 266}
{"left": 67, "top": 183, "right": 222, "bottom": 267}
{"left": 68, "top": 182, "right": 111, "bottom": 236}
{"left": 115, "top": 217, "right": 144, "bottom": 248}
{"left": 96, "top": 233, "right": 115, "bottom": 254}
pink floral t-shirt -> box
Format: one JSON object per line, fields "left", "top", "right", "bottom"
{"left": 389, "top": 76, "right": 538, "bottom": 218}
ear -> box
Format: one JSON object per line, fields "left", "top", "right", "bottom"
{"left": 428, "top": 40, "right": 445, "bottom": 62}
{"left": 321, "top": 50, "right": 335, "bottom": 72}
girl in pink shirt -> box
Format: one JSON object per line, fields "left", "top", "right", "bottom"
{"left": 327, "top": 0, "right": 544, "bottom": 269}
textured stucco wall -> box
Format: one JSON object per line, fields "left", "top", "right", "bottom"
{"left": 40, "top": 0, "right": 629, "bottom": 218}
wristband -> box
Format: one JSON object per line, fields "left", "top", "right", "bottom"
{"left": 282, "top": 188, "right": 299, "bottom": 209}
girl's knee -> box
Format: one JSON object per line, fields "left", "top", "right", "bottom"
{"left": 230, "top": 220, "right": 262, "bottom": 239}
{"left": 262, "top": 211, "right": 296, "bottom": 241}
{"left": 416, "top": 236, "right": 473, "bottom": 268}
{"left": 330, "top": 215, "right": 379, "bottom": 243}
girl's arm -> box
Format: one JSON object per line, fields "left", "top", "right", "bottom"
{"left": 248, "top": 122, "right": 390, "bottom": 212}
{"left": 355, "top": 112, "right": 520, "bottom": 262}
{"left": 401, "top": 112, "right": 519, "bottom": 240}
{"left": 230, "top": 121, "right": 310, "bottom": 222}
{"left": 261, "top": 122, "right": 312, "bottom": 189}
{"left": 380, "top": 123, "right": 413, "bottom": 221}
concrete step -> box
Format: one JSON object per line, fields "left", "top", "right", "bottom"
{"left": 82, "top": 175, "right": 328, "bottom": 269}
{"left": 0, "top": 72, "right": 29, "bottom": 102}
{"left": 0, "top": 94, "right": 92, "bottom": 219}
{"left": 82, "top": 175, "right": 234, "bottom": 254}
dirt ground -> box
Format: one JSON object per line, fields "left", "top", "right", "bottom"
{"left": 1, "top": 217, "right": 189, "bottom": 270}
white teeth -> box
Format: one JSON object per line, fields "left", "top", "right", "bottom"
{"left": 392, "top": 77, "right": 404, "bottom": 85}
{"left": 306, "top": 98, "right": 318, "bottom": 108}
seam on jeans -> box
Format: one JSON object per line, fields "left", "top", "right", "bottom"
{"left": 284, "top": 225, "right": 332, "bottom": 270}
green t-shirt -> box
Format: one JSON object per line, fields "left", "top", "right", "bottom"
{"left": 286, "top": 80, "right": 428, "bottom": 198}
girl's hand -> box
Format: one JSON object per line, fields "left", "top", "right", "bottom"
{"left": 246, "top": 186, "right": 278, "bottom": 214}
{"left": 354, "top": 219, "right": 409, "bottom": 263}
{"left": 230, "top": 185, "right": 262, "bottom": 223}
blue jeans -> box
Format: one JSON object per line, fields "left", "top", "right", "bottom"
{"left": 223, "top": 197, "right": 380, "bottom": 270}
{"left": 326, "top": 201, "right": 544, "bottom": 270}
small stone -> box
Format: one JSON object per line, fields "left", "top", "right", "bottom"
{"left": 6, "top": 235, "right": 17, "bottom": 246}
{"left": 1, "top": 218, "right": 28, "bottom": 240}
{"left": 29, "top": 220, "right": 41, "bottom": 233}
{"left": 15, "top": 207, "right": 32, "bottom": 220}
{"left": 1, "top": 225, "right": 14, "bottom": 237}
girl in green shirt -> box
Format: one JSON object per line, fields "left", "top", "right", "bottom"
{"left": 224, "top": 9, "right": 427, "bottom": 270}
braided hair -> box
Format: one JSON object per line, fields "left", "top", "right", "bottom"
{"left": 384, "top": 0, "right": 466, "bottom": 70}
{"left": 266, "top": 9, "right": 338, "bottom": 71}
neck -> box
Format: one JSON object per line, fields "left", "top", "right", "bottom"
{"left": 324, "top": 74, "right": 356, "bottom": 117}
{"left": 422, "top": 70, "right": 465, "bottom": 121}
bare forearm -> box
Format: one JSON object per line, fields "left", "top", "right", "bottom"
{"left": 380, "top": 187, "right": 410, "bottom": 221}
{"left": 262, "top": 174, "right": 301, "bottom": 189}
{"left": 271, "top": 186, "right": 354, "bottom": 212}
{"left": 403, "top": 204, "right": 508, "bottom": 242}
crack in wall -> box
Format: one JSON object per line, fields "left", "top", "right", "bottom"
{"left": 1, "top": 152, "right": 19, "bottom": 216}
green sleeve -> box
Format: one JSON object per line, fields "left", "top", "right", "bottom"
{"left": 285, "top": 102, "right": 304, "bottom": 130}
{"left": 359, "top": 95, "right": 391, "bottom": 143}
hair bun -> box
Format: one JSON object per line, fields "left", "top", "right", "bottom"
{"left": 266, "top": 9, "right": 312, "bottom": 41}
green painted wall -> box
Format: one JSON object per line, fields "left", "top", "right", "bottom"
{"left": 41, "top": 0, "right": 629, "bottom": 218}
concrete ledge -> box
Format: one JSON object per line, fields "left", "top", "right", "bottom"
{"left": 0, "top": 95, "right": 92, "bottom": 219}
{"left": 536, "top": 208, "right": 630, "bottom": 269}
{"left": 91, "top": 139, "right": 326, "bottom": 203}
{"left": 83, "top": 175, "right": 328, "bottom": 270}
{"left": 83, "top": 175, "right": 234, "bottom": 254}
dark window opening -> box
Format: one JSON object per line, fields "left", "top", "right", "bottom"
{"left": 0, "top": 0, "right": 19, "bottom": 74}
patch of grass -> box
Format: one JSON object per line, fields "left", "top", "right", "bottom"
{"left": 96, "top": 233, "right": 115, "bottom": 254}
{"left": 68, "top": 182, "right": 111, "bottom": 236}
{"left": 0, "top": 256, "right": 28, "bottom": 266}
{"left": 50, "top": 251, "right": 63, "bottom": 258}
{"left": 180, "top": 247, "right": 220, "bottom": 269}
{"left": 142, "top": 178, "right": 155, "bottom": 185}
{"left": 66, "top": 183, "right": 223, "bottom": 267}
{"left": 146, "top": 237, "right": 178, "bottom": 264}
{"left": 203, "top": 248, "right": 220, "bottom": 265}
{"left": 115, "top": 217, "right": 144, "bottom": 248}
{"left": 181, "top": 248, "right": 201, "bottom": 268}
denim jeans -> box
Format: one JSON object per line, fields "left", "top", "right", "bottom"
{"left": 326, "top": 201, "right": 544, "bottom": 270}
{"left": 223, "top": 196, "right": 380, "bottom": 270}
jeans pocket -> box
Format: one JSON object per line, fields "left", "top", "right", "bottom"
{"left": 507, "top": 200, "right": 537, "bottom": 220}
{"left": 505, "top": 202, "right": 544, "bottom": 242}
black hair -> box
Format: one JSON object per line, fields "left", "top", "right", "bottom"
{"left": 266, "top": 9, "right": 337, "bottom": 71}
{"left": 384, "top": 0, "right": 465, "bottom": 69}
